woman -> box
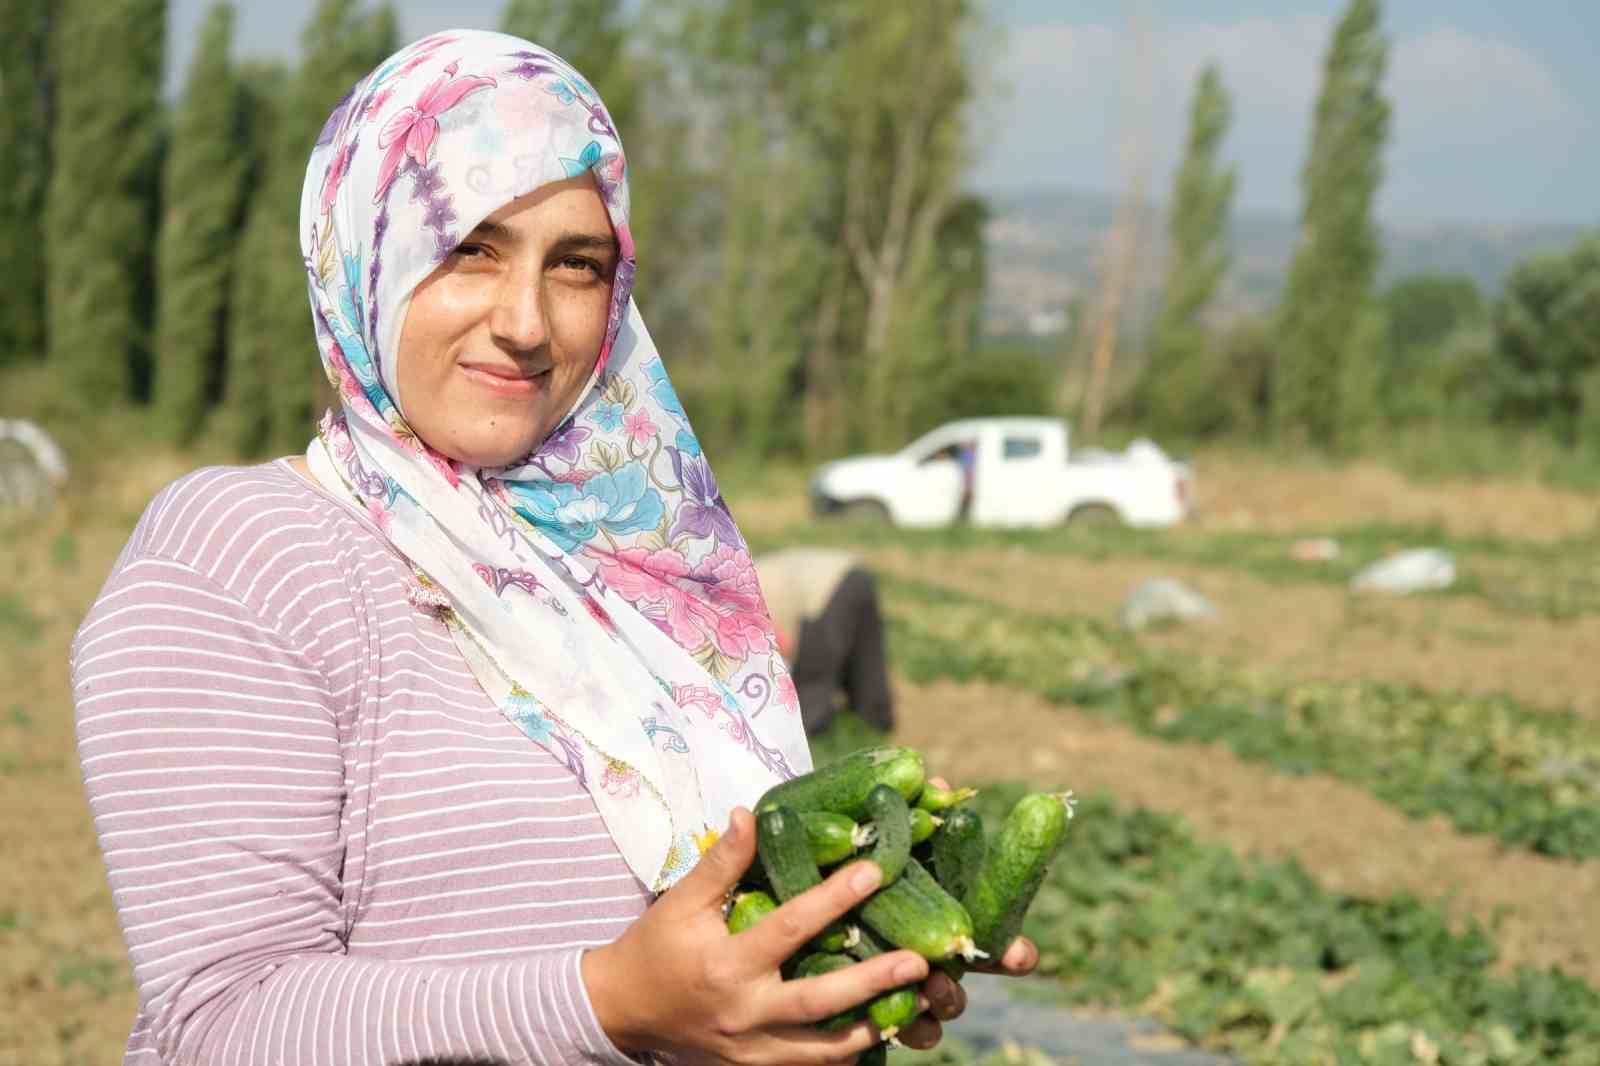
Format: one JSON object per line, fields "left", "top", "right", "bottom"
{"left": 71, "top": 31, "right": 1036, "bottom": 1065}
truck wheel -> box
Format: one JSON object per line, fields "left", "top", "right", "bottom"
{"left": 1067, "top": 503, "right": 1121, "bottom": 528}
{"left": 839, "top": 499, "right": 891, "bottom": 525}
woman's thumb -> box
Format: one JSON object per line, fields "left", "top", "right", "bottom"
{"left": 681, "top": 807, "right": 757, "bottom": 904}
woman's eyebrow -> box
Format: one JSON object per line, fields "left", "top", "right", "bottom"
{"left": 550, "top": 232, "right": 619, "bottom": 256}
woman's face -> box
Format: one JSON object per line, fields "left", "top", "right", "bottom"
{"left": 396, "top": 175, "right": 618, "bottom": 468}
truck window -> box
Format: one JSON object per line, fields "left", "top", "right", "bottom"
{"left": 1002, "top": 436, "right": 1042, "bottom": 460}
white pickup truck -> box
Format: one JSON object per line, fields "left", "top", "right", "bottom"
{"left": 809, "top": 416, "right": 1193, "bottom": 529}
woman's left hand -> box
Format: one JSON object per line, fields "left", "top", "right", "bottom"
{"left": 895, "top": 776, "right": 1039, "bottom": 1050}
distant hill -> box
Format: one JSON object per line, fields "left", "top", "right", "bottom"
{"left": 982, "top": 185, "right": 1595, "bottom": 339}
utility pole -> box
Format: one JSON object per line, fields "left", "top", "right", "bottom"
{"left": 1076, "top": 2, "right": 1153, "bottom": 439}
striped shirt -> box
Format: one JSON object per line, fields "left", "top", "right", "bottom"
{"left": 71, "top": 459, "right": 653, "bottom": 1066}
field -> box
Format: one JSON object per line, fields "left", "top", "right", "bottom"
{"left": 4, "top": 444, "right": 1600, "bottom": 1064}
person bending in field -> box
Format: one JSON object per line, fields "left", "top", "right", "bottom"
{"left": 756, "top": 547, "right": 894, "bottom": 737}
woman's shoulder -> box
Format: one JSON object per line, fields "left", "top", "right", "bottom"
{"left": 122, "top": 459, "right": 388, "bottom": 602}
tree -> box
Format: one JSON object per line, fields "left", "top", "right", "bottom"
{"left": 1378, "top": 272, "right": 1484, "bottom": 421}
{"left": 45, "top": 0, "right": 165, "bottom": 404}
{"left": 500, "top": 0, "right": 639, "bottom": 138}
{"left": 0, "top": 0, "right": 54, "bottom": 364}
{"left": 1272, "top": 0, "right": 1390, "bottom": 448}
{"left": 1132, "top": 62, "right": 1235, "bottom": 438}
{"left": 230, "top": 0, "right": 395, "bottom": 456}
{"left": 220, "top": 62, "right": 290, "bottom": 454}
{"left": 1490, "top": 234, "right": 1600, "bottom": 444}
{"left": 153, "top": 2, "right": 246, "bottom": 443}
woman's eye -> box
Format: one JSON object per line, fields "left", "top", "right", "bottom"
{"left": 558, "top": 255, "right": 600, "bottom": 274}
{"left": 452, "top": 243, "right": 488, "bottom": 260}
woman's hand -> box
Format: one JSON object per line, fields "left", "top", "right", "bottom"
{"left": 582, "top": 807, "right": 931, "bottom": 1065}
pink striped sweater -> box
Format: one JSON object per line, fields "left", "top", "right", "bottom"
{"left": 71, "top": 460, "right": 655, "bottom": 1065}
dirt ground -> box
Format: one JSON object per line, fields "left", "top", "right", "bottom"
{"left": 891, "top": 677, "right": 1600, "bottom": 984}
{"left": 858, "top": 545, "right": 1600, "bottom": 719}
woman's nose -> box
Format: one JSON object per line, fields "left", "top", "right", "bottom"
{"left": 487, "top": 272, "right": 547, "bottom": 352}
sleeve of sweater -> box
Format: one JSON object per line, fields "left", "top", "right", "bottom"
{"left": 71, "top": 552, "right": 634, "bottom": 1066}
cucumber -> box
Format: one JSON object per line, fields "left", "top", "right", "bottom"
{"left": 916, "top": 782, "right": 977, "bottom": 812}
{"left": 963, "top": 791, "right": 1075, "bottom": 958}
{"left": 755, "top": 746, "right": 926, "bottom": 820}
{"left": 756, "top": 806, "right": 852, "bottom": 951}
{"left": 861, "top": 784, "right": 912, "bottom": 886}
{"left": 792, "top": 952, "right": 863, "bottom": 1031}
{"left": 839, "top": 927, "right": 920, "bottom": 1040}
{"left": 725, "top": 889, "right": 777, "bottom": 934}
{"left": 930, "top": 806, "right": 986, "bottom": 903}
{"left": 858, "top": 857, "right": 978, "bottom": 961}
{"left": 908, "top": 807, "right": 939, "bottom": 845}
{"left": 802, "top": 810, "right": 872, "bottom": 866}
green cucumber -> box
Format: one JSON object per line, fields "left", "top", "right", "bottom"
{"left": 916, "top": 782, "right": 977, "bottom": 812}
{"left": 931, "top": 806, "right": 986, "bottom": 903}
{"left": 756, "top": 806, "right": 852, "bottom": 951}
{"left": 793, "top": 952, "right": 863, "bottom": 1031}
{"left": 726, "top": 889, "right": 777, "bottom": 934}
{"left": 908, "top": 807, "right": 939, "bottom": 845}
{"left": 802, "top": 810, "right": 871, "bottom": 866}
{"left": 839, "top": 927, "right": 920, "bottom": 1039}
{"left": 861, "top": 784, "right": 912, "bottom": 886}
{"left": 963, "top": 791, "right": 1075, "bottom": 958}
{"left": 858, "top": 857, "right": 977, "bottom": 961}
{"left": 755, "top": 746, "right": 925, "bottom": 820}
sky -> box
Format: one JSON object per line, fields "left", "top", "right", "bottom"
{"left": 165, "top": 1, "right": 1600, "bottom": 226}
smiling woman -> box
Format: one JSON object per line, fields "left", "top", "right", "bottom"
{"left": 68, "top": 27, "right": 1039, "bottom": 1066}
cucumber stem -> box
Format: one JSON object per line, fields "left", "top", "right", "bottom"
{"left": 956, "top": 936, "right": 988, "bottom": 963}
{"left": 853, "top": 823, "right": 878, "bottom": 848}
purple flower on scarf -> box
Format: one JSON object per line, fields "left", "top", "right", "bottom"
{"left": 541, "top": 421, "right": 592, "bottom": 466}
{"left": 508, "top": 50, "right": 558, "bottom": 82}
{"left": 374, "top": 61, "right": 497, "bottom": 203}
{"left": 423, "top": 197, "right": 458, "bottom": 232}
{"left": 411, "top": 163, "right": 445, "bottom": 202}
{"left": 667, "top": 447, "right": 738, "bottom": 546}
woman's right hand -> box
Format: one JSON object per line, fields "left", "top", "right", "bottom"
{"left": 581, "top": 806, "right": 930, "bottom": 1065}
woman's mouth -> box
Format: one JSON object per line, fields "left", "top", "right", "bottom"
{"left": 459, "top": 362, "right": 549, "bottom": 396}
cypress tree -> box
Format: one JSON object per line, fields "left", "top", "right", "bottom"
{"left": 254, "top": 0, "right": 397, "bottom": 456}
{"left": 1272, "top": 0, "right": 1390, "bottom": 448}
{"left": 500, "top": 0, "right": 638, "bottom": 137}
{"left": 153, "top": 2, "right": 246, "bottom": 443}
{"left": 222, "top": 62, "right": 289, "bottom": 454}
{"left": 1135, "top": 63, "right": 1235, "bottom": 438}
{"left": 0, "top": 0, "right": 54, "bottom": 364}
{"left": 45, "top": 0, "right": 166, "bottom": 405}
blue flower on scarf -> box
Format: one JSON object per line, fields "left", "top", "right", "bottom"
{"left": 560, "top": 140, "right": 603, "bottom": 179}
{"left": 592, "top": 400, "right": 624, "bottom": 432}
{"left": 675, "top": 430, "right": 701, "bottom": 458}
{"left": 511, "top": 461, "right": 665, "bottom": 553}
{"left": 646, "top": 358, "right": 687, "bottom": 423}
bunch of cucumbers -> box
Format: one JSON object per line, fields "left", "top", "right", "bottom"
{"left": 724, "top": 745, "right": 1076, "bottom": 1059}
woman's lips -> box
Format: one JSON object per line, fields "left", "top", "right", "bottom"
{"left": 459, "top": 363, "right": 548, "bottom": 396}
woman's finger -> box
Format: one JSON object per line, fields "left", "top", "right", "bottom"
{"left": 670, "top": 807, "right": 758, "bottom": 910}
{"left": 735, "top": 1020, "right": 880, "bottom": 1066}
{"left": 764, "top": 951, "right": 928, "bottom": 1026}
{"left": 735, "top": 860, "right": 886, "bottom": 971}
{"left": 970, "top": 935, "right": 1039, "bottom": 976}
{"left": 922, "top": 969, "right": 966, "bottom": 1021}
{"left": 895, "top": 1013, "right": 944, "bottom": 1051}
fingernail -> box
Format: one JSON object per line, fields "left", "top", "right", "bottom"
{"left": 852, "top": 863, "right": 882, "bottom": 893}
{"left": 894, "top": 958, "right": 925, "bottom": 983}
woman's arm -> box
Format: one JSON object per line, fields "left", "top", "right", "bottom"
{"left": 72, "top": 553, "right": 630, "bottom": 1066}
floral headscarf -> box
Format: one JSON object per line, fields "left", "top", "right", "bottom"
{"left": 299, "top": 30, "right": 810, "bottom": 892}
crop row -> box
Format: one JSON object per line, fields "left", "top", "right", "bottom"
{"left": 878, "top": 577, "right": 1600, "bottom": 859}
